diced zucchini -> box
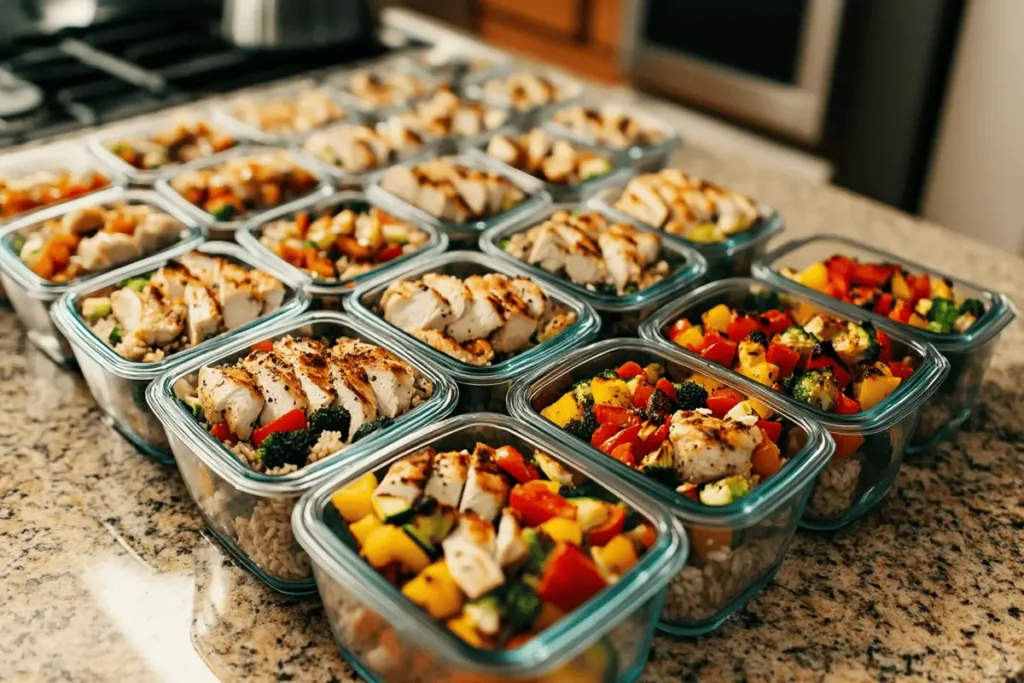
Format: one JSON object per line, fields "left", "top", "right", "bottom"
{"left": 403, "top": 504, "right": 457, "bottom": 556}
{"left": 120, "top": 276, "right": 150, "bottom": 293}
{"left": 372, "top": 495, "right": 415, "bottom": 525}
{"left": 81, "top": 296, "right": 112, "bottom": 322}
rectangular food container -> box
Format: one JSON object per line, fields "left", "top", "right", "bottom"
{"left": 147, "top": 310, "right": 458, "bottom": 593}
{"left": 479, "top": 202, "right": 708, "bottom": 336}
{"left": 463, "top": 67, "right": 586, "bottom": 128}
{"left": 237, "top": 190, "right": 448, "bottom": 309}
{"left": 50, "top": 242, "right": 310, "bottom": 462}
{"left": 211, "top": 79, "right": 361, "bottom": 147}
{"left": 638, "top": 278, "right": 950, "bottom": 529}
{"left": 324, "top": 58, "right": 447, "bottom": 118}
{"left": 752, "top": 234, "right": 1015, "bottom": 452}
{"left": 540, "top": 103, "right": 682, "bottom": 174}
{"left": 88, "top": 106, "right": 243, "bottom": 186}
{"left": 154, "top": 144, "right": 335, "bottom": 241}
{"left": 0, "top": 187, "right": 204, "bottom": 365}
{"left": 508, "top": 338, "right": 833, "bottom": 634}
{"left": 408, "top": 44, "right": 510, "bottom": 86}
{"left": 466, "top": 134, "right": 635, "bottom": 203}
{"left": 365, "top": 153, "right": 553, "bottom": 247}
{"left": 348, "top": 250, "right": 601, "bottom": 413}
{"left": 292, "top": 412, "right": 688, "bottom": 683}
{"left": 589, "top": 183, "right": 784, "bottom": 281}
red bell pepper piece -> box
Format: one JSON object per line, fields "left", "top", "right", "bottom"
{"left": 495, "top": 445, "right": 541, "bottom": 483}
{"left": 654, "top": 377, "right": 677, "bottom": 400}
{"left": 669, "top": 318, "right": 694, "bottom": 338}
{"left": 756, "top": 419, "right": 783, "bottom": 443}
{"left": 700, "top": 336, "right": 737, "bottom": 367}
{"left": 251, "top": 408, "right": 308, "bottom": 447}
{"left": 889, "top": 300, "right": 913, "bottom": 324}
{"left": 876, "top": 329, "right": 893, "bottom": 362}
{"left": 726, "top": 314, "right": 760, "bottom": 343}
{"left": 590, "top": 423, "right": 619, "bottom": 448}
{"left": 210, "top": 422, "right": 234, "bottom": 443}
{"left": 509, "top": 481, "right": 577, "bottom": 527}
{"left": 834, "top": 392, "right": 861, "bottom": 414}
{"left": 850, "top": 263, "right": 895, "bottom": 287}
{"left": 706, "top": 388, "right": 744, "bottom": 417}
{"left": 600, "top": 424, "right": 642, "bottom": 455}
{"left": 594, "top": 405, "right": 639, "bottom": 427}
{"left": 609, "top": 442, "right": 636, "bottom": 467}
{"left": 888, "top": 361, "right": 915, "bottom": 380}
{"left": 825, "top": 255, "right": 858, "bottom": 279}
{"left": 906, "top": 273, "right": 931, "bottom": 302}
{"left": 250, "top": 339, "right": 275, "bottom": 353}
{"left": 635, "top": 419, "right": 671, "bottom": 458}
{"left": 824, "top": 279, "right": 851, "bottom": 302}
{"left": 831, "top": 432, "right": 866, "bottom": 458}
{"left": 631, "top": 382, "right": 656, "bottom": 410}
{"left": 615, "top": 361, "right": 645, "bottom": 379}
{"left": 587, "top": 505, "right": 626, "bottom": 547}
{"left": 759, "top": 309, "right": 795, "bottom": 337}
{"left": 872, "top": 293, "right": 894, "bottom": 317}
{"left": 537, "top": 543, "right": 607, "bottom": 613}
{"left": 766, "top": 342, "right": 800, "bottom": 379}
{"left": 375, "top": 244, "right": 403, "bottom": 263}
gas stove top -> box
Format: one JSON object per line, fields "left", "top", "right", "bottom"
{"left": 0, "top": 15, "right": 412, "bottom": 148}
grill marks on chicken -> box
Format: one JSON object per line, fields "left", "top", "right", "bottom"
{"left": 303, "top": 121, "right": 427, "bottom": 174}
{"left": 381, "top": 272, "right": 576, "bottom": 366}
{"left": 486, "top": 128, "right": 614, "bottom": 186}
{"left": 481, "top": 72, "right": 567, "bottom": 111}
{"left": 552, "top": 106, "right": 666, "bottom": 149}
{"left": 503, "top": 210, "right": 671, "bottom": 295}
{"left": 379, "top": 159, "right": 526, "bottom": 224}
{"left": 395, "top": 87, "right": 508, "bottom": 140}
{"left": 231, "top": 89, "right": 346, "bottom": 136}
{"left": 343, "top": 71, "right": 435, "bottom": 109}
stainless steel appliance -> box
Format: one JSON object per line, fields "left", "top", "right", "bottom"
{"left": 222, "top": 0, "right": 377, "bottom": 49}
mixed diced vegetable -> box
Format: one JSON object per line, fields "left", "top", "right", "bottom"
{"left": 108, "top": 119, "right": 236, "bottom": 170}
{"left": 0, "top": 169, "right": 109, "bottom": 220}
{"left": 329, "top": 441, "right": 654, "bottom": 648}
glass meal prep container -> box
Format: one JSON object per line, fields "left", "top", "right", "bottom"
{"left": 348, "top": 250, "right": 600, "bottom": 414}
{"left": 752, "top": 234, "right": 1015, "bottom": 452}
{"left": 468, "top": 130, "right": 634, "bottom": 203}
{"left": 50, "top": 242, "right": 310, "bottom": 462}
{"left": 479, "top": 202, "right": 707, "bottom": 337}
{"left": 237, "top": 190, "right": 448, "bottom": 308}
{"left": 0, "top": 187, "right": 204, "bottom": 365}
{"left": 89, "top": 107, "right": 241, "bottom": 186}
{"left": 147, "top": 310, "right": 458, "bottom": 593}
{"left": 589, "top": 174, "right": 784, "bottom": 280}
{"left": 366, "top": 153, "right": 553, "bottom": 247}
{"left": 154, "top": 144, "right": 334, "bottom": 241}
{"left": 464, "top": 68, "right": 585, "bottom": 126}
{"left": 325, "top": 58, "right": 446, "bottom": 118}
{"left": 508, "top": 338, "right": 833, "bottom": 634}
{"left": 292, "top": 412, "right": 688, "bottom": 683}
{"left": 541, "top": 102, "right": 681, "bottom": 175}
{"left": 638, "top": 278, "right": 949, "bottom": 529}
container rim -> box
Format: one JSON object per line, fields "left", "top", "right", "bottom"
{"left": 508, "top": 337, "right": 835, "bottom": 527}
{"left": 236, "top": 189, "right": 450, "bottom": 298}
{"left": 478, "top": 200, "right": 709, "bottom": 313}
{"left": 347, "top": 249, "right": 602, "bottom": 385}
{"left": 292, "top": 411, "right": 688, "bottom": 677}
{"left": 752, "top": 233, "right": 1018, "bottom": 353}
{"left": 638, "top": 277, "right": 951, "bottom": 432}
{"left": 146, "top": 310, "right": 459, "bottom": 496}
{"left": 0, "top": 187, "right": 206, "bottom": 300}
{"left": 50, "top": 241, "right": 311, "bottom": 380}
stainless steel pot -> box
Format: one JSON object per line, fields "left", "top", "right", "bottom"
{"left": 221, "top": 0, "right": 377, "bottom": 50}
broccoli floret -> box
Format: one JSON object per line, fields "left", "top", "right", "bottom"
{"left": 641, "top": 466, "right": 683, "bottom": 489}
{"left": 958, "top": 298, "right": 985, "bottom": 318}
{"left": 108, "top": 326, "right": 122, "bottom": 345}
{"left": 645, "top": 389, "right": 677, "bottom": 420}
{"left": 775, "top": 325, "right": 818, "bottom": 357}
{"left": 747, "top": 329, "right": 768, "bottom": 346}
{"left": 308, "top": 406, "right": 351, "bottom": 436}
{"left": 255, "top": 429, "right": 316, "bottom": 470}
{"left": 521, "top": 528, "right": 554, "bottom": 574}
{"left": 503, "top": 582, "right": 543, "bottom": 632}
{"left": 352, "top": 417, "right": 394, "bottom": 443}
{"left": 211, "top": 204, "right": 238, "bottom": 221}
{"left": 564, "top": 402, "right": 599, "bottom": 441}
{"left": 789, "top": 368, "right": 840, "bottom": 412}
{"left": 559, "top": 480, "right": 619, "bottom": 503}
{"left": 927, "top": 297, "right": 959, "bottom": 333}
{"left": 673, "top": 380, "right": 708, "bottom": 411}
{"left": 599, "top": 368, "right": 619, "bottom": 379}
{"left": 744, "top": 290, "right": 781, "bottom": 313}
{"left": 831, "top": 321, "right": 879, "bottom": 366}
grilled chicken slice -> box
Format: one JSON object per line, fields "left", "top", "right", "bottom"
{"left": 196, "top": 366, "right": 264, "bottom": 441}
{"left": 76, "top": 232, "right": 143, "bottom": 272}
{"left": 553, "top": 223, "right": 605, "bottom": 285}
{"left": 134, "top": 212, "right": 182, "bottom": 253}
{"left": 508, "top": 277, "right": 548, "bottom": 320}
{"left": 273, "top": 337, "right": 336, "bottom": 412}
{"left": 666, "top": 412, "right": 762, "bottom": 483}
{"left": 379, "top": 166, "right": 420, "bottom": 206}
{"left": 422, "top": 273, "right": 470, "bottom": 323}
{"left": 446, "top": 275, "right": 504, "bottom": 343}
{"left": 459, "top": 442, "right": 511, "bottom": 523}
{"left": 241, "top": 350, "right": 310, "bottom": 425}
{"left": 423, "top": 450, "right": 470, "bottom": 509}
{"left": 133, "top": 284, "right": 186, "bottom": 346}
{"left": 149, "top": 263, "right": 197, "bottom": 300}
{"left": 332, "top": 338, "right": 416, "bottom": 419}
{"left": 525, "top": 225, "right": 567, "bottom": 273}
{"left": 218, "top": 263, "right": 263, "bottom": 330}
{"left": 371, "top": 448, "right": 432, "bottom": 521}
{"left": 110, "top": 288, "right": 143, "bottom": 335}
{"left": 486, "top": 134, "right": 520, "bottom": 167}
{"left": 60, "top": 206, "right": 106, "bottom": 234}
{"left": 619, "top": 186, "right": 669, "bottom": 228}
{"left": 176, "top": 251, "right": 221, "bottom": 288}
{"left": 411, "top": 329, "right": 494, "bottom": 366}
{"left": 598, "top": 228, "right": 645, "bottom": 292}
{"left": 382, "top": 280, "right": 452, "bottom": 332}
{"left": 329, "top": 364, "right": 378, "bottom": 441}
{"left": 481, "top": 273, "right": 537, "bottom": 353}
{"left": 249, "top": 270, "right": 285, "bottom": 314}
{"left": 184, "top": 282, "right": 222, "bottom": 346}
{"left": 442, "top": 514, "right": 504, "bottom": 600}
{"left": 494, "top": 508, "right": 529, "bottom": 567}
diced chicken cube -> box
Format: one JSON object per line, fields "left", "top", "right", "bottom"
{"left": 133, "top": 285, "right": 186, "bottom": 346}
{"left": 666, "top": 412, "right": 761, "bottom": 483}
{"left": 197, "top": 365, "right": 264, "bottom": 441}
{"left": 61, "top": 206, "right": 106, "bottom": 234}
{"left": 110, "top": 288, "right": 143, "bottom": 335}
{"left": 442, "top": 515, "right": 504, "bottom": 600}
{"left": 184, "top": 282, "right": 222, "bottom": 346}
{"left": 424, "top": 450, "right": 470, "bottom": 508}
{"left": 218, "top": 263, "right": 263, "bottom": 330}
{"left": 76, "top": 232, "right": 143, "bottom": 271}
{"left": 459, "top": 443, "right": 510, "bottom": 522}
{"left": 241, "top": 350, "right": 310, "bottom": 425}
{"left": 494, "top": 508, "right": 529, "bottom": 567}
{"left": 134, "top": 212, "right": 182, "bottom": 253}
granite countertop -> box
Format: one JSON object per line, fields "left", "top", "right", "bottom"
{"left": 2, "top": 17, "right": 1024, "bottom": 683}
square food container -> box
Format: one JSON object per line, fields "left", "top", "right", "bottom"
{"left": 508, "top": 338, "right": 834, "bottom": 635}
{"left": 292, "top": 412, "right": 688, "bottom": 683}
{"left": 0, "top": 187, "right": 204, "bottom": 365}
{"left": 324, "top": 58, "right": 447, "bottom": 118}
{"left": 638, "top": 278, "right": 950, "bottom": 529}
{"left": 147, "top": 310, "right": 458, "bottom": 593}
{"left": 589, "top": 182, "right": 785, "bottom": 280}
{"left": 88, "top": 106, "right": 243, "bottom": 186}
{"left": 50, "top": 242, "right": 311, "bottom": 462}
{"left": 408, "top": 44, "right": 510, "bottom": 86}
{"left": 348, "top": 250, "right": 601, "bottom": 413}
{"left": 463, "top": 68, "right": 586, "bottom": 127}
{"left": 466, "top": 133, "right": 635, "bottom": 203}
{"left": 479, "top": 202, "right": 708, "bottom": 336}
{"left": 236, "top": 190, "right": 449, "bottom": 308}
{"left": 752, "top": 234, "right": 1015, "bottom": 452}
{"left": 540, "top": 103, "right": 682, "bottom": 174}
{"left": 154, "top": 144, "right": 334, "bottom": 241}
{"left": 365, "top": 153, "right": 553, "bottom": 247}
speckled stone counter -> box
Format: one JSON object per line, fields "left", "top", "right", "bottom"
{"left": 2, "top": 25, "right": 1024, "bottom": 683}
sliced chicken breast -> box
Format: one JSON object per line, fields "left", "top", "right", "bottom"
{"left": 274, "top": 336, "right": 336, "bottom": 412}
{"left": 197, "top": 365, "right": 264, "bottom": 441}
{"left": 241, "top": 350, "right": 310, "bottom": 425}
{"left": 446, "top": 275, "right": 504, "bottom": 343}
{"left": 382, "top": 280, "right": 452, "bottom": 332}
{"left": 459, "top": 442, "right": 511, "bottom": 522}
{"left": 184, "top": 282, "right": 222, "bottom": 346}
{"left": 133, "top": 284, "right": 186, "bottom": 346}
{"left": 423, "top": 450, "right": 470, "bottom": 508}
{"left": 331, "top": 339, "right": 416, "bottom": 419}
{"left": 110, "top": 288, "right": 143, "bottom": 335}
{"left": 218, "top": 262, "right": 263, "bottom": 330}
{"left": 481, "top": 273, "right": 537, "bottom": 353}
{"left": 411, "top": 329, "right": 494, "bottom": 366}
{"left": 76, "top": 232, "right": 143, "bottom": 272}
{"left": 329, "top": 364, "right": 378, "bottom": 441}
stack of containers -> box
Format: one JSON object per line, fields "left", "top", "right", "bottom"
{"left": 639, "top": 278, "right": 949, "bottom": 529}
{"left": 508, "top": 338, "right": 834, "bottom": 634}
{"left": 292, "top": 412, "right": 689, "bottom": 682}
{"left": 146, "top": 310, "right": 459, "bottom": 593}
{"left": 479, "top": 202, "right": 708, "bottom": 336}
{"left": 753, "top": 235, "right": 1016, "bottom": 451}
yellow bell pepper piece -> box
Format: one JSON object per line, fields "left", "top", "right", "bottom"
{"left": 592, "top": 534, "right": 639, "bottom": 577}
{"left": 890, "top": 270, "right": 912, "bottom": 301}
{"left": 540, "top": 517, "right": 583, "bottom": 546}
{"left": 796, "top": 262, "right": 829, "bottom": 292}
{"left": 739, "top": 362, "right": 779, "bottom": 387}
{"left": 688, "top": 374, "right": 723, "bottom": 393}
{"left": 931, "top": 277, "right": 953, "bottom": 300}
{"left": 402, "top": 560, "right": 464, "bottom": 619}
{"left": 447, "top": 613, "right": 490, "bottom": 649}
{"left": 362, "top": 525, "right": 431, "bottom": 574}
{"left": 349, "top": 513, "right": 383, "bottom": 547}
{"left": 855, "top": 374, "right": 902, "bottom": 410}
{"left": 747, "top": 397, "right": 774, "bottom": 419}
{"left": 590, "top": 377, "right": 632, "bottom": 407}
{"left": 540, "top": 392, "right": 581, "bottom": 427}
{"left": 686, "top": 222, "right": 721, "bottom": 244}
{"left": 331, "top": 472, "right": 378, "bottom": 522}
{"left": 673, "top": 326, "right": 705, "bottom": 351}
{"left": 701, "top": 304, "right": 732, "bottom": 333}
{"left": 908, "top": 313, "right": 929, "bottom": 329}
